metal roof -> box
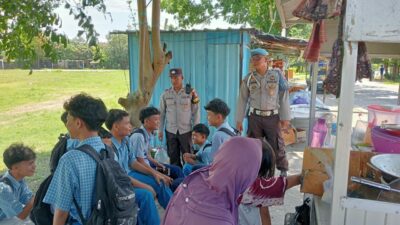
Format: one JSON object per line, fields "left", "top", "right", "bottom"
{"left": 111, "top": 28, "right": 260, "bottom": 35}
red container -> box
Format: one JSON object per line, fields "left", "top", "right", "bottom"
{"left": 371, "top": 126, "right": 400, "bottom": 153}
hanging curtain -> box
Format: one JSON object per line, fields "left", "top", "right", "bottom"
{"left": 293, "top": 0, "right": 343, "bottom": 62}
{"left": 293, "top": 0, "right": 343, "bottom": 21}
{"left": 356, "top": 42, "right": 373, "bottom": 81}
{"left": 323, "top": 0, "right": 373, "bottom": 97}
{"left": 302, "top": 20, "right": 327, "bottom": 62}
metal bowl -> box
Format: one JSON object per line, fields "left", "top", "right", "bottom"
{"left": 370, "top": 154, "right": 400, "bottom": 183}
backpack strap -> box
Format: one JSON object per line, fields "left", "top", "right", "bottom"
{"left": 72, "top": 197, "right": 86, "bottom": 225}
{"left": 130, "top": 128, "right": 148, "bottom": 143}
{"left": 0, "top": 174, "right": 12, "bottom": 188}
{"left": 204, "top": 143, "right": 212, "bottom": 149}
{"left": 75, "top": 145, "right": 102, "bottom": 163}
{"left": 218, "top": 127, "right": 239, "bottom": 137}
{"left": 73, "top": 144, "right": 112, "bottom": 225}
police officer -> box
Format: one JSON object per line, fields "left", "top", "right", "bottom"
{"left": 236, "top": 48, "right": 290, "bottom": 175}
{"left": 159, "top": 68, "right": 200, "bottom": 167}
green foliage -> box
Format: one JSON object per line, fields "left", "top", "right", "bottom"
{"left": 0, "top": 0, "right": 107, "bottom": 67}
{"left": 161, "top": 0, "right": 281, "bottom": 34}
{"left": 287, "top": 24, "right": 312, "bottom": 40}
{"left": 102, "top": 34, "right": 129, "bottom": 69}
{"left": 59, "top": 37, "right": 94, "bottom": 60}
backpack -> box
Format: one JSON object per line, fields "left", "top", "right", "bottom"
{"left": 218, "top": 127, "right": 240, "bottom": 137}
{"left": 75, "top": 144, "right": 137, "bottom": 225}
{"left": 30, "top": 140, "right": 137, "bottom": 225}
{"left": 290, "top": 198, "right": 311, "bottom": 225}
{"left": 30, "top": 174, "right": 56, "bottom": 224}
{"left": 49, "top": 133, "right": 69, "bottom": 173}
{"left": 30, "top": 134, "right": 70, "bottom": 225}
{"left": 130, "top": 128, "right": 147, "bottom": 142}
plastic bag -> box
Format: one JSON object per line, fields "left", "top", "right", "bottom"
{"left": 154, "top": 147, "right": 170, "bottom": 164}
{"left": 321, "top": 164, "right": 333, "bottom": 204}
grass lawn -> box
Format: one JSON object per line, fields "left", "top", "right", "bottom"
{"left": 0, "top": 69, "right": 130, "bottom": 190}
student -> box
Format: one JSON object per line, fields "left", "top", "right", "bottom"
{"left": 162, "top": 137, "right": 262, "bottom": 225}
{"left": 60, "top": 111, "right": 112, "bottom": 152}
{"left": 0, "top": 143, "right": 36, "bottom": 225}
{"left": 238, "top": 140, "right": 302, "bottom": 225}
{"left": 129, "top": 107, "right": 176, "bottom": 208}
{"left": 182, "top": 123, "right": 211, "bottom": 176}
{"left": 204, "top": 98, "right": 238, "bottom": 162}
{"left": 43, "top": 93, "right": 109, "bottom": 225}
{"left": 60, "top": 111, "right": 80, "bottom": 151}
{"left": 106, "top": 109, "right": 167, "bottom": 225}
{"left": 131, "top": 107, "right": 183, "bottom": 180}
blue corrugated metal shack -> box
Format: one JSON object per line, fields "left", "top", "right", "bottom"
{"left": 126, "top": 29, "right": 255, "bottom": 128}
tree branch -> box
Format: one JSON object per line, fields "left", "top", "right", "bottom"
{"left": 138, "top": 0, "right": 152, "bottom": 94}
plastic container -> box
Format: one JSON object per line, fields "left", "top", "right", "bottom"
{"left": 311, "top": 118, "right": 328, "bottom": 148}
{"left": 324, "top": 123, "right": 337, "bottom": 148}
{"left": 367, "top": 105, "right": 400, "bottom": 126}
{"left": 154, "top": 147, "right": 170, "bottom": 164}
{"left": 371, "top": 126, "right": 400, "bottom": 153}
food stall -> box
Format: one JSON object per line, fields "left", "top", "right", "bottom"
{"left": 275, "top": 0, "right": 400, "bottom": 224}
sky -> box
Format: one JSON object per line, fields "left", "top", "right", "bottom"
{"left": 56, "top": 0, "right": 242, "bottom": 42}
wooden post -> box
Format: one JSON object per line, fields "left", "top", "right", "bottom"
{"left": 330, "top": 40, "right": 359, "bottom": 225}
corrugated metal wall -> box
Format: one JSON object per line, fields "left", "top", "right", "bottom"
{"left": 128, "top": 30, "right": 251, "bottom": 128}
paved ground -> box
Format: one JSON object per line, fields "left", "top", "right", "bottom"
{"left": 269, "top": 80, "right": 399, "bottom": 224}
{"left": 157, "top": 80, "right": 399, "bottom": 224}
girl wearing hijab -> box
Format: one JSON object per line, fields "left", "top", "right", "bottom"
{"left": 162, "top": 137, "right": 263, "bottom": 225}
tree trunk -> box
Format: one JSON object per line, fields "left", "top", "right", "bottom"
{"left": 118, "top": 0, "right": 172, "bottom": 127}
{"left": 398, "top": 83, "right": 400, "bottom": 105}
{"left": 383, "top": 62, "right": 389, "bottom": 80}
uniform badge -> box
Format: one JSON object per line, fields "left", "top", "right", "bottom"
{"left": 250, "top": 84, "right": 258, "bottom": 91}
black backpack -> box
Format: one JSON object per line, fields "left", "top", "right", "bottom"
{"left": 75, "top": 144, "right": 137, "bottom": 225}
{"left": 30, "top": 133, "right": 70, "bottom": 225}
{"left": 291, "top": 198, "right": 311, "bottom": 225}
{"left": 218, "top": 127, "right": 240, "bottom": 137}
{"left": 30, "top": 140, "right": 137, "bottom": 225}
{"left": 49, "top": 133, "right": 69, "bottom": 173}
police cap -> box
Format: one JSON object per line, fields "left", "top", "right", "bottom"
{"left": 169, "top": 68, "right": 183, "bottom": 77}
{"left": 251, "top": 48, "right": 269, "bottom": 57}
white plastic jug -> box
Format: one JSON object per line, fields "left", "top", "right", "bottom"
{"left": 154, "top": 147, "right": 170, "bottom": 164}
